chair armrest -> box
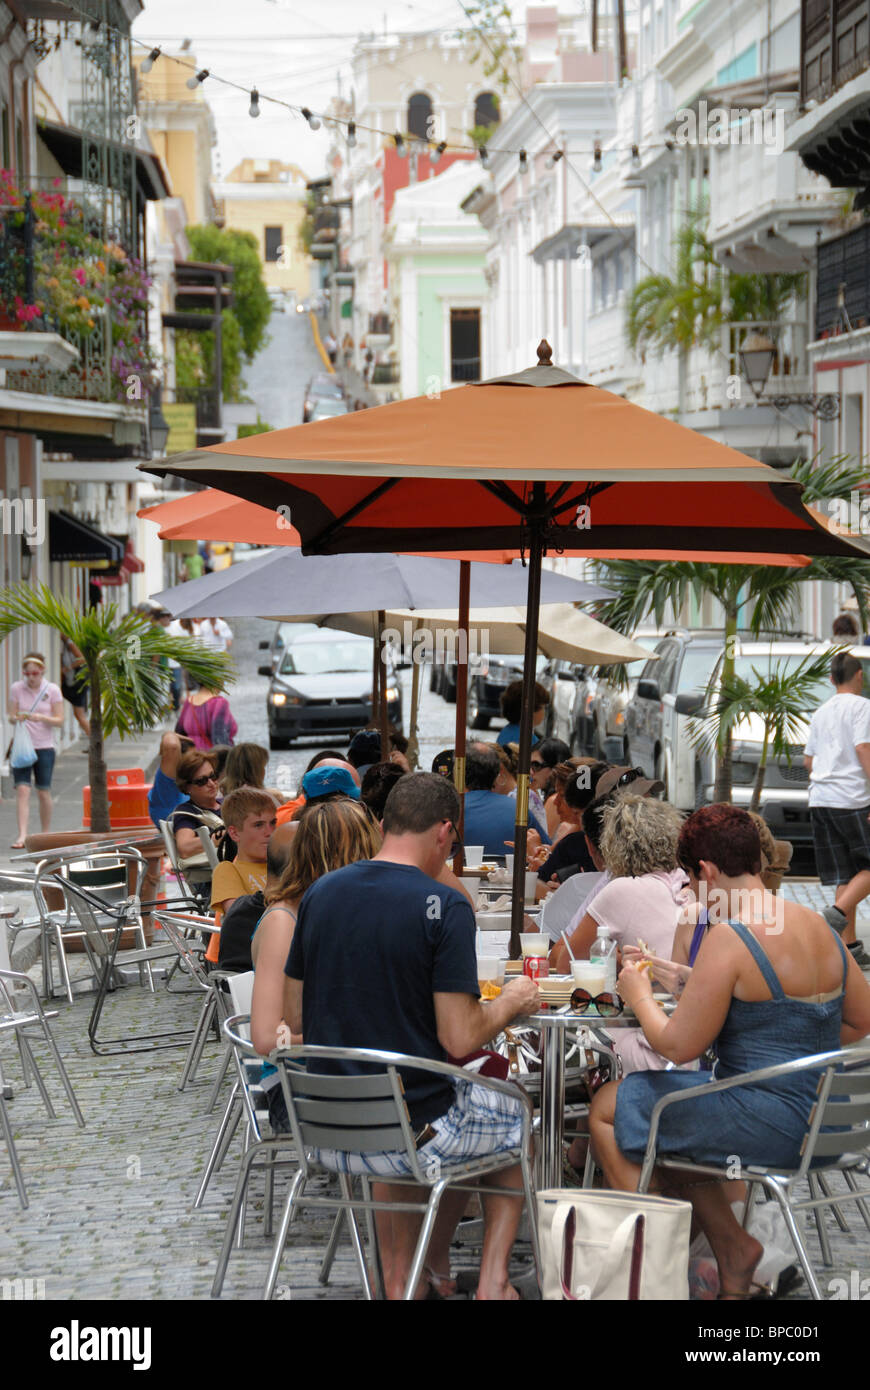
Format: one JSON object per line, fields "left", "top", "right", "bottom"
{"left": 637, "top": 1041, "right": 870, "bottom": 1192}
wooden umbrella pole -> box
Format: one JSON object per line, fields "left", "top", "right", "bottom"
{"left": 371, "top": 614, "right": 380, "bottom": 731}
{"left": 407, "top": 618, "right": 422, "bottom": 770}
{"left": 377, "top": 609, "right": 390, "bottom": 762}
{"left": 509, "top": 508, "right": 545, "bottom": 960}
{"left": 452, "top": 559, "right": 471, "bottom": 877}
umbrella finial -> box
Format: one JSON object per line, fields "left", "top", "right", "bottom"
{"left": 537, "top": 339, "right": 553, "bottom": 365}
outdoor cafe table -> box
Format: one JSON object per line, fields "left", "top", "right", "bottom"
{"left": 514, "top": 1003, "right": 674, "bottom": 1189}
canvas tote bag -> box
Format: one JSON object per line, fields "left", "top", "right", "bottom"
{"left": 537, "top": 1188, "right": 692, "bottom": 1300}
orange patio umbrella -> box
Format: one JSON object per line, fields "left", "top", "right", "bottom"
{"left": 138, "top": 487, "right": 301, "bottom": 546}
{"left": 143, "top": 344, "right": 867, "bottom": 951}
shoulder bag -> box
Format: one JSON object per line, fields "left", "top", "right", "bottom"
{"left": 537, "top": 1187, "right": 692, "bottom": 1300}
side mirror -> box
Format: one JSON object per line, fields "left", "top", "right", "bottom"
{"left": 257, "top": 665, "right": 273, "bottom": 678}
{"left": 674, "top": 692, "right": 703, "bottom": 716}
{"left": 637, "top": 679, "right": 661, "bottom": 702}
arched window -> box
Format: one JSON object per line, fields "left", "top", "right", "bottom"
{"left": 474, "top": 91, "right": 500, "bottom": 130}
{"left": 407, "top": 92, "right": 433, "bottom": 141}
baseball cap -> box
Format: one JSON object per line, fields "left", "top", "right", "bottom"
{"left": 347, "top": 729, "right": 384, "bottom": 769}
{"left": 301, "top": 767, "right": 361, "bottom": 801}
{"left": 592, "top": 765, "right": 664, "bottom": 802}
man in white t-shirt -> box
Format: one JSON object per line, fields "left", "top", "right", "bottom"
{"left": 804, "top": 651, "right": 870, "bottom": 967}
{"left": 195, "top": 617, "right": 233, "bottom": 654}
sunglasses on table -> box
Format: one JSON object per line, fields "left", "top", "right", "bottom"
{"left": 569, "top": 989, "right": 624, "bottom": 1017}
{"left": 191, "top": 773, "right": 218, "bottom": 787}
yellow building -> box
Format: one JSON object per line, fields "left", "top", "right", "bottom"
{"left": 214, "top": 159, "right": 310, "bottom": 301}
{"left": 135, "top": 51, "right": 216, "bottom": 226}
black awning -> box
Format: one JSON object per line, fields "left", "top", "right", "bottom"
{"left": 36, "top": 121, "right": 171, "bottom": 201}
{"left": 49, "top": 510, "right": 124, "bottom": 565}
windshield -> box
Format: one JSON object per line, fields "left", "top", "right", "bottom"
{"left": 678, "top": 647, "right": 721, "bottom": 695}
{"left": 280, "top": 640, "right": 371, "bottom": 677}
{"left": 728, "top": 653, "right": 870, "bottom": 706}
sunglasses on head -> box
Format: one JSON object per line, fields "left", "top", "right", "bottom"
{"left": 569, "top": 989, "right": 624, "bottom": 1017}
{"left": 191, "top": 773, "right": 217, "bottom": 787}
{"left": 614, "top": 767, "right": 644, "bottom": 788}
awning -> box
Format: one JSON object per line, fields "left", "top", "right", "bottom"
{"left": 36, "top": 121, "right": 171, "bottom": 202}
{"left": 48, "top": 511, "right": 124, "bottom": 567}
{"left": 91, "top": 536, "right": 144, "bottom": 586}
{"left": 531, "top": 219, "right": 634, "bottom": 263}
{"left": 90, "top": 566, "right": 130, "bottom": 588}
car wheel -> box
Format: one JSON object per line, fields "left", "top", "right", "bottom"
{"left": 269, "top": 733, "right": 291, "bottom": 750}
{"left": 429, "top": 667, "right": 440, "bottom": 694}
{"left": 444, "top": 675, "right": 457, "bottom": 704}
{"left": 468, "top": 685, "right": 489, "bottom": 730}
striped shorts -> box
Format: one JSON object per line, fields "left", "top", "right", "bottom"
{"left": 311, "top": 1080, "right": 526, "bottom": 1178}
{"left": 810, "top": 804, "right": 870, "bottom": 884}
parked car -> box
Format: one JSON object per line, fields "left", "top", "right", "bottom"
{"left": 682, "top": 640, "right": 870, "bottom": 850}
{"left": 623, "top": 629, "right": 724, "bottom": 794}
{"left": 432, "top": 652, "right": 548, "bottom": 728}
{"left": 302, "top": 373, "right": 344, "bottom": 422}
{"left": 540, "top": 659, "right": 586, "bottom": 746}
{"left": 260, "top": 626, "right": 402, "bottom": 748}
{"left": 587, "top": 628, "right": 672, "bottom": 761}
{"left": 308, "top": 398, "right": 350, "bottom": 422}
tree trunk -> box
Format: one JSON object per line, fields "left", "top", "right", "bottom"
{"left": 713, "top": 608, "right": 738, "bottom": 803}
{"left": 87, "top": 658, "right": 110, "bottom": 833}
{"left": 749, "top": 727, "right": 770, "bottom": 814}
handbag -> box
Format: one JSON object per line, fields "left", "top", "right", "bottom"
{"left": 8, "top": 683, "right": 48, "bottom": 768}
{"left": 537, "top": 1188, "right": 692, "bottom": 1300}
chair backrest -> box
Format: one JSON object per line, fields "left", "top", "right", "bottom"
{"left": 801, "top": 1056, "right": 870, "bottom": 1171}
{"left": 65, "top": 858, "right": 130, "bottom": 906}
{"left": 196, "top": 825, "right": 220, "bottom": 869}
{"left": 227, "top": 970, "right": 255, "bottom": 1017}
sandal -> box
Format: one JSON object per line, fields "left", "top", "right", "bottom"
{"left": 424, "top": 1266, "right": 458, "bottom": 1299}
{"left": 718, "top": 1282, "right": 773, "bottom": 1301}
{"left": 10, "top": 842, "right": 25, "bottom": 850}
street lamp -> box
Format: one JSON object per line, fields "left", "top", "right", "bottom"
{"left": 738, "top": 329, "right": 840, "bottom": 419}
{"left": 149, "top": 391, "right": 171, "bottom": 457}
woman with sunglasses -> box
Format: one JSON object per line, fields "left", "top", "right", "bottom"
{"left": 589, "top": 803, "right": 870, "bottom": 1300}
{"left": 168, "top": 749, "right": 224, "bottom": 862}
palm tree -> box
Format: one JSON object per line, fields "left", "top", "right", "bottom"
{"left": 0, "top": 584, "right": 233, "bottom": 833}
{"left": 593, "top": 455, "right": 870, "bottom": 801}
{"left": 687, "top": 650, "right": 836, "bottom": 812}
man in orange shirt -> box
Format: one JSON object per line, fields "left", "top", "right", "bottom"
{"left": 274, "top": 756, "right": 360, "bottom": 826}
{"left": 207, "top": 787, "right": 277, "bottom": 963}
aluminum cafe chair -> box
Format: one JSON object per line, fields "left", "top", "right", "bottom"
{"left": 249, "top": 1044, "right": 541, "bottom": 1302}
{"left": 152, "top": 911, "right": 224, "bottom": 1092}
{"left": 636, "top": 1042, "right": 870, "bottom": 1300}
{"left": 0, "top": 967, "right": 86, "bottom": 1208}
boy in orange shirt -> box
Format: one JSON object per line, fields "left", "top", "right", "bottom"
{"left": 206, "top": 787, "right": 277, "bottom": 963}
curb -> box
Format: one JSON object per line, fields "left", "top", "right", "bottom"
{"left": 309, "top": 311, "right": 335, "bottom": 374}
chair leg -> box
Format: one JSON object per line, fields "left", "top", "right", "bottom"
{"left": 521, "top": 1149, "right": 542, "bottom": 1291}
{"left": 178, "top": 994, "right": 215, "bottom": 1091}
{"left": 52, "top": 924, "right": 74, "bottom": 1005}
{"left": 815, "top": 1171, "right": 850, "bottom": 1234}
{"left": 403, "top": 1179, "right": 448, "bottom": 1301}
{"left": 16, "top": 1029, "right": 33, "bottom": 1087}
{"left": 766, "top": 1181, "right": 823, "bottom": 1300}
{"left": 842, "top": 1167, "right": 870, "bottom": 1233}
{"left": 193, "top": 1083, "right": 240, "bottom": 1209}
{"left": 0, "top": 1091, "right": 28, "bottom": 1209}
{"left": 205, "top": 1044, "right": 233, "bottom": 1114}
{"left": 38, "top": 1019, "right": 85, "bottom": 1128}
{"left": 808, "top": 1173, "right": 834, "bottom": 1267}
{"left": 319, "top": 1209, "right": 347, "bottom": 1286}
{"left": 17, "top": 1036, "right": 56, "bottom": 1120}
{"left": 262, "top": 1169, "right": 306, "bottom": 1301}
{"left": 212, "top": 1140, "right": 273, "bottom": 1298}
{"left": 360, "top": 1176, "right": 385, "bottom": 1301}
{"left": 339, "top": 1173, "right": 373, "bottom": 1300}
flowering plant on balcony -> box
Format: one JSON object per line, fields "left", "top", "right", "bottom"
{"left": 0, "top": 170, "right": 156, "bottom": 399}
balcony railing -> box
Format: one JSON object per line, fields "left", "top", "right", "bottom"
{"left": 802, "top": 0, "right": 870, "bottom": 105}
{"left": 722, "top": 320, "right": 810, "bottom": 389}
{"left": 370, "top": 362, "right": 400, "bottom": 385}
{"left": 368, "top": 313, "right": 392, "bottom": 337}
{"left": 816, "top": 223, "right": 870, "bottom": 337}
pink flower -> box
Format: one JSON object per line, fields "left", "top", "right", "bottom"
{"left": 72, "top": 267, "right": 86, "bottom": 286}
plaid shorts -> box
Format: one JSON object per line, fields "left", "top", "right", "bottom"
{"left": 311, "top": 1080, "right": 526, "bottom": 1178}
{"left": 810, "top": 804, "right": 870, "bottom": 885}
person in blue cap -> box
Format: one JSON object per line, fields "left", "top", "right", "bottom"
{"left": 301, "top": 765, "right": 361, "bottom": 804}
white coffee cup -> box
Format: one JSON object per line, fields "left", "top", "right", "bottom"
{"left": 459, "top": 876, "right": 480, "bottom": 908}
{"left": 504, "top": 853, "right": 514, "bottom": 876}
{"left": 464, "top": 845, "right": 484, "bottom": 867}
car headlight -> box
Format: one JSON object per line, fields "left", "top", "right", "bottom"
{"left": 270, "top": 692, "right": 302, "bottom": 706}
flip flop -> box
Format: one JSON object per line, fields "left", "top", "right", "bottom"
{"left": 10, "top": 842, "right": 25, "bottom": 850}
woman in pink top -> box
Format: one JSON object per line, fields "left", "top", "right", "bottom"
{"left": 175, "top": 683, "right": 238, "bottom": 751}
{"left": 7, "top": 652, "right": 64, "bottom": 847}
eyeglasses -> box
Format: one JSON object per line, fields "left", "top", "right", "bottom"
{"left": 529, "top": 760, "right": 546, "bottom": 771}
{"left": 191, "top": 773, "right": 217, "bottom": 787}
{"left": 569, "top": 989, "right": 624, "bottom": 1017}
{"left": 614, "top": 767, "right": 644, "bottom": 788}
{"left": 443, "top": 820, "right": 462, "bottom": 858}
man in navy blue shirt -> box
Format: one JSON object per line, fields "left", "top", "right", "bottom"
{"left": 463, "top": 745, "right": 551, "bottom": 859}
{"left": 284, "top": 772, "right": 540, "bottom": 1300}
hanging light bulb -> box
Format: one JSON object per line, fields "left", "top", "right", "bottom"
{"left": 346, "top": 120, "right": 357, "bottom": 149}
{"left": 140, "top": 47, "right": 160, "bottom": 74}
{"left": 518, "top": 149, "right": 528, "bottom": 178}
{"left": 301, "top": 107, "right": 321, "bottom": 131}
{"left": 430, "top": 140, "right": 447, "bottom": 166}
{"left": 631, "top": 144, "right": 641, "bottom": 171}
{"left": 479, "top": 144, "right": 491, "bottom": 170}
{"left": 546, "top": 149, "right": 564, "bottom": 170}
{"left": 394, "top": 132, "right": 406, "bottom": 157}
{"left": 249, "top": 88, "right": 261, "bottom": 119}
{"left": 592, "top": 140, "right": 602, "bottom": 173}
{"left": 186, "top": 68, "right": 209, "bottom": 90}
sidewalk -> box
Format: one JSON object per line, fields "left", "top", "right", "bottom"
{"left": 0, "top": 723, "right": 169, "bottom": 876}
